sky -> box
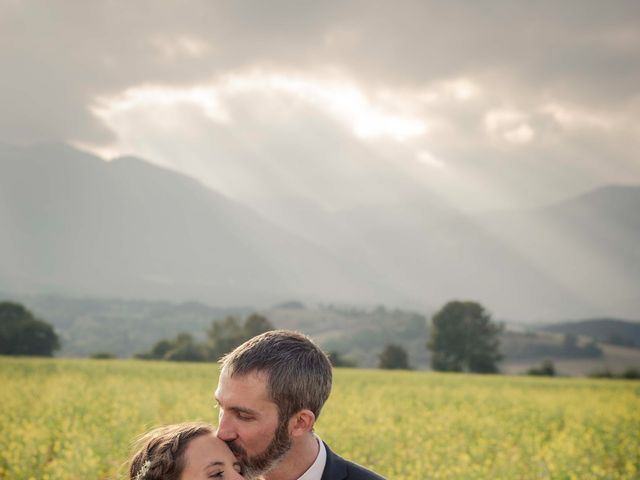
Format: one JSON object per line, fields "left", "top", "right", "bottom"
{"left": 2, "top": 0, "right": 640, "bottom": 212}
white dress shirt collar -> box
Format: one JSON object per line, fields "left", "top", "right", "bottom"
{"left": 297, "top": 435, "right": 327, "bottom": 480}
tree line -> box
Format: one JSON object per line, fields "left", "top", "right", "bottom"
{"left": 13, "top": 298, "right": 621, "bottom": 378}
{"left": 1, "top": 298, "right": 505, "bottom": 373}
{"left": 134, "top": 299, "right": 505, "bottom": 372}
{"left": 135, "top": 313, "right": 275, "bottom": 362}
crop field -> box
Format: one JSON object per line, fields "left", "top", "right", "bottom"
{"left": 1, "top": 357, "right": 639, "bottom": 479}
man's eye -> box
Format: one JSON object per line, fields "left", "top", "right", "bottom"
{"left": 237, "top": 413, "right": 253, "bottom": 421}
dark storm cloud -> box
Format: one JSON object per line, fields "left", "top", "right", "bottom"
{"left": 328, "top": 1, "right": 640, "bottom": 104}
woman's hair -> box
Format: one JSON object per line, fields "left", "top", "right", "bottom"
{"left": 128, "top": 422, "right": 215, "bottom": 480}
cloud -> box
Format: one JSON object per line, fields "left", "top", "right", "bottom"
{"left": 416, "top": 151, "right": 446, "bottom": 170}
{"left": 147, "top": 34, "right": 210, "bottom": 60}
{"left": 484, "top": 109, "right": 535, "bottom": 145}
{"left": 541, "top": 103, "right": 612, "bottom": 131}
{"left": 89, "top": 77, "right": 438, "bottom": 210}
{"left": 1, "top": 0, "right": 639, "bottom": 210}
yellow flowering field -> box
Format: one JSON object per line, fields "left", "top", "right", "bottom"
{"left": 1, "top": 357, "right": 638, "bottom": 479}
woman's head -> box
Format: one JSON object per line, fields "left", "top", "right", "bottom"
{"left": 129, "top": 422, "right": 243, "bottom": 480}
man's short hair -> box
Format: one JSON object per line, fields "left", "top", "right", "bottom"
{"left": 220, "top": 329, "right": 332, "bottom": 422}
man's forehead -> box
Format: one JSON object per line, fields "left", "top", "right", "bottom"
{"left": 215, "top": 369, "right": 272, "bottom": 403}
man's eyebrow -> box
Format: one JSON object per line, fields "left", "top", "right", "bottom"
{"left": 229, "top": 406, "right": 258, "bottom": 416}
{"left": 213, "top": 398, "right": 258, "bottom": 416}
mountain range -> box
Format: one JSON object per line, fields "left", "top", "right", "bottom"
{"left": 1, "top": 142, "right": 639, "bottom": 321}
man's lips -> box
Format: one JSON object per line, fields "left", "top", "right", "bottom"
{"left": 226, "top": 440, "right": 246, "bottom": 459}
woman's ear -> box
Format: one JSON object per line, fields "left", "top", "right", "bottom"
{"left": 288, "top": 409, "right": 316, "bottom": 437}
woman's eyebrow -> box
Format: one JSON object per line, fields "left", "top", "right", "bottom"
{"left": 205, "top": 461, "right": 224, "bottom": 469}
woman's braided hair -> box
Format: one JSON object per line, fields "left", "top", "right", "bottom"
{"left": 128, "top": 422, "right": 215, "bottom": 480}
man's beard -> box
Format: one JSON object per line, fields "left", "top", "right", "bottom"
{"left": 226, "top": 418, "right": 292, "bottom": 479}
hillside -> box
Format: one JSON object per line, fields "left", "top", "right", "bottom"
{"left": 265, "top": 304, "right": 430, "bottom": 368}
{"left": 539, "top": 318, "right": 640, "bottom": 348}
{"left": 5, "top": 293, "right": 430, "bottom": 365}
{"left": 2, "top": 142, "right": 640, "bottom": 320}
{"left": 501, "top": 318, "right": 640, "bottom": 375}
{"left": 477, "top": 185, "right": 640, "bottom": 320}
{"left": 502, "top": 342, "right": 640, "bottom": 377}
{"left": 263, "top": 184, "right": 640, "bottom": 320}
{"left": 7, "top": 293, "right": 639, "bottom": 375}
{"left": 3, "top": 293, "right": 248, "bottom": 357}
{"left": 0, "top": 142, "right": 384, "bottom": 306}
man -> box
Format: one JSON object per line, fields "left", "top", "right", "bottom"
{"left": 215, "top": 329, "right": 385, "bottom": 480}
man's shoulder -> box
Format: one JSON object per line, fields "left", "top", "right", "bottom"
{"left": 341, "top": 459, "right": 386, "bottom": 480}
{"left": 321, "top": 442, "right": 386, "bottom": 480}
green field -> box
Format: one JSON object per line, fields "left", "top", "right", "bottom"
{"left": 1, "top": 357, "right": 638, "bottom": 479}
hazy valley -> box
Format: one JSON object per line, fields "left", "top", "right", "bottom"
{"left": 2, "top": 142, "right": 639, "bottom": 323}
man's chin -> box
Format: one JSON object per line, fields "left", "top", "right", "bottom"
{"left": 226, "top": 421, "right": 292, "bottom": 477}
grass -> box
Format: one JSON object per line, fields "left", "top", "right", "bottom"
{"left": 1, "top": 356, "right": 638, "bottom": 479}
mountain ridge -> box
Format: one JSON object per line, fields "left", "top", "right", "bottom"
{"left": 0, "top": 142, "right": 385, "bottom": 306}
{"left": 1, "top": 142, "right": 639, "bottom": 321}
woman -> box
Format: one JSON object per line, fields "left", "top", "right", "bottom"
{"left": 129, "top": 422, "right": 244, "bottom": 480}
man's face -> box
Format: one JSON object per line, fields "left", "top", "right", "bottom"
{"left": 214, "top": 369, "right": 292, "bottom": 477}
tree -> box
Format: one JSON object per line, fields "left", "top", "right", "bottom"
{"left": 207, "top": 316, "right": 245, "bottom": 359}
{"left": 328, "top": 350, "right": 357, "bottom": 368}
{"left": 244, "top": 314, "right": 274, "bottom": 338}
{"left": 207, "top": 314, "right": 275, "bottom": 360}
{"left": 622, "top": 367, "right": 640, "bottom": 380}
{"left": 0, "top": 301, "right": 60, "bottom": 356}
{"left": 150, "top": 339, "right": 174, "bottom": 359}
{"left": 527, "top": 359, "right": 556, "bottom": 376}
{"left": 135, "top": 332, "right": 207, "bottom": 362}
{"left": 90, "top": 352, "right": 115, "bottom": 359}
{"left": 135, "top": 313, "right": 275, "bottom": 362}
{"left": 164, "top": 333, "right": 208, "bottom": 362}
{"left": 427, "top": 300, "right": 503, "bottom": 373}
{"left": 378, "top": 344, "right": 410, "bottom": 370}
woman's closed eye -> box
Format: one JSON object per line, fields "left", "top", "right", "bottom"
{"left": 206, "top": 463, "right": 243, "bottom": 478}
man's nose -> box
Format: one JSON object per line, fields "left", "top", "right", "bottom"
{"left": 216, "top": 411, "right": 236, "bottom": 441}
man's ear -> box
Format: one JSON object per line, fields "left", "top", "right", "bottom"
{"left": 288, "top": 409, "right": 316, "bottom": 437}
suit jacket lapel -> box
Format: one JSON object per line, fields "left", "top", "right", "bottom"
{"left": 320, "top": 442, "right": 348, "bottom": 480}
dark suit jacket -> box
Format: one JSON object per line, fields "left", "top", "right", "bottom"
{"left": 321, "top": 442, "right": 385, "bottom": 480}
